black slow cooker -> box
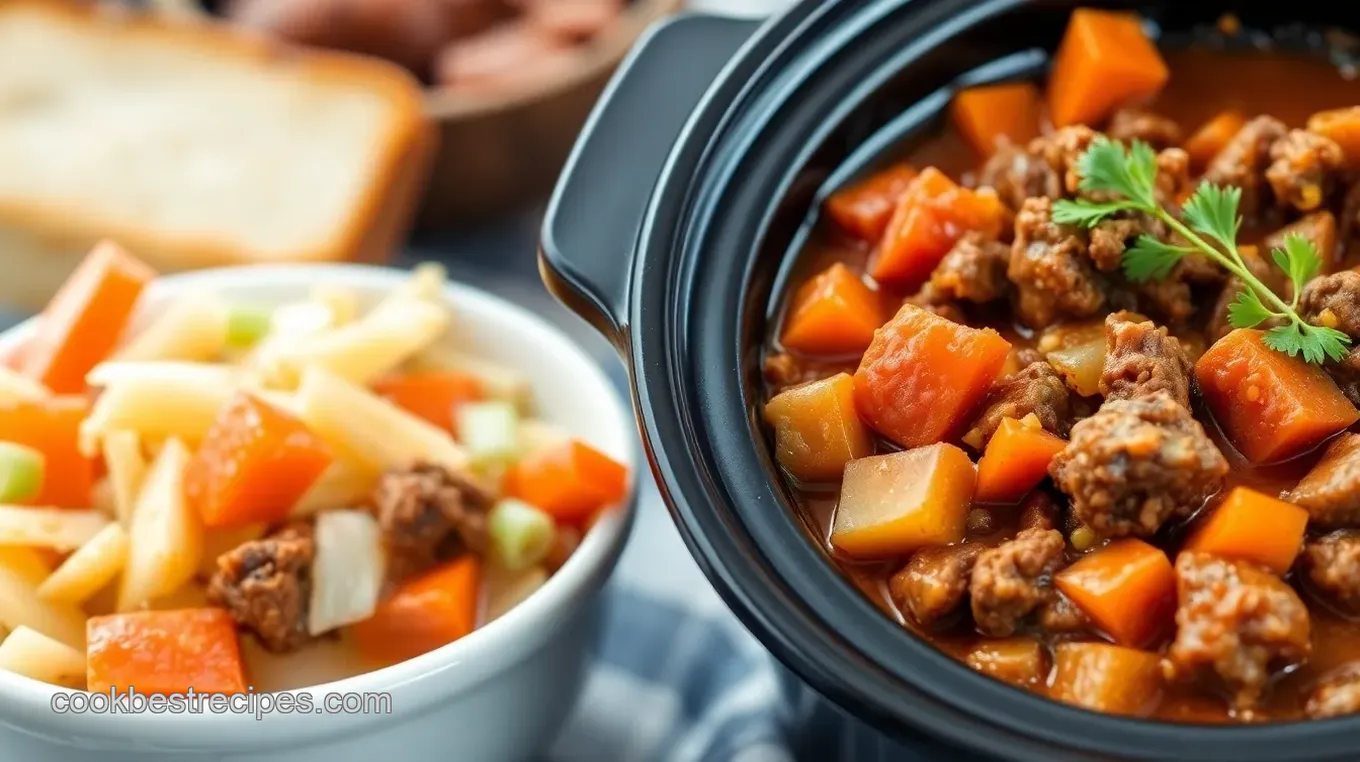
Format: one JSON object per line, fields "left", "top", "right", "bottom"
{"left": 539, "top": 2, "right": 1360, "bottom": 759}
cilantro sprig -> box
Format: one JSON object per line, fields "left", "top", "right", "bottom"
{"left": 1052, "top": 137, "right": 1350, "bottom": 364}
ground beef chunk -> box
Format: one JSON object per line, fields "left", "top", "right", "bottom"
{"left": 1154, "top": 148, "right": 1195, "bottom": 210}
{"left": 207, "top": 522, "right": 315, "bottom": 653}
{"left": 1300, "top": 270, "right": 1360, "bottom": 339}
{"left": 1099, "top": 312, "right": 1193, "bottom": 407}
{"left": 1038, "top": 591, "right": 1091, "bottom": 633}
{"left": 1306, "top": 663, "right": 1360, "bottom": 719}
{"left": 1167, "top": 552, "right": 1311, "bottom": 711}
{"left": 1267, "top": 129, "right": 1345, "bottom": 212}
{"left": 1087, "top": 217, "right": 1143, "bottom": 272}
{"left": 978, "top": 126, "right": 1098, "bottom": 210}
{"left": 970, "top": 528, "right": 1066, "bottom": 637}
{"left": 371, "top": 462, "right": 493, "bottom": 582}
{"left": 1290, "top": 434, "right": 1360, "bottom": 529}
{"left": 1018, "top": 490, "right": 1060, "bottom": 532}
{"left": 1343, "top": 181, "right": 1360, "bottom": 262}
{"left": 1009, "top": 197, "right": 1105, "bottom": 328}
{"left": 1107, "top": 108, "right": 1183, "bottom": 149}
{"left": 929, "top": 232, "right": 1011, "bottom": 303}
{"left": 962, "top": 361, "right": 1072, "bottom": 450}
{"left": 1034, "top": 126, "right": 1101, "bottom": 199}
{"left": 903, "top": 283, "right": 969, "bottom": 324}
{"left": 1049, "top": 392, "right": 1228, "bottom": 538}
{"left": 1202, "top": 116, "right": 1288, "bottom": 217}
{"left": 979, "top": 143, "right": 1064, "bottom": 211}
{"left": 890, "top": 543, "right": 986, "bottom": 627}
{"left": 1327, "top": 346, "right": 1360, "bottom": 408}
{"left": 1301, "top": 531, "right": 1360, "bottom": 612}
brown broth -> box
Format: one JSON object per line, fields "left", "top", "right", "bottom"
{"left": 767, "top": 47, "right": 1360, "bottom": 722}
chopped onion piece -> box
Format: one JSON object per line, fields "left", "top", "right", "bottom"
{"left": 488, "top": 498, "right": 556, "bottom": 571}
{"left": 0, "top": 442, "right": 43, "bottom": 503}
{"left": 459, "top": 401, "right": 520, "bottom": 466}
{"left": 308, "top": 510, "right": 384, "bottom": 636}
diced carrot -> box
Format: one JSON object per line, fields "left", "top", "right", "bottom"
{"left": 1047, "top": 9, "right": 1169, "bottom": 128}
{"left": 824, "top": 164, "right": 918, "bottom": 241}
{"left": 0, "top": 396, "right": 93, "bottom": 508}
{"left": 764, "top": 373, "right": 873, "bottom": 483}
{"left": 1195, "top": 329, "right": 1358, "bottom": 464}
{"left": 951, "top": 82, "right": 1042, "bottom": 156}
{"left": 184, "top": 393, "right": 334, "bottom": 529}
{"left": 780, "top": 264, "right": 884, "bottom": 356}
{"left": 1055, "top": 539, "right": 1176, "bottom": 647}
{"left": 1184, "top": 110, "right": 1246, "bottom": 169}
{"left": 830, "top": 443, "right": 976, "bottom": 559}
{"left": 20, "top": 241, "right": 156, "bottom": 394}
{"left": 1308, "top": 107, "right": 1360, "bottom": 168}
{"left": 86, "top": 608, "right": 247, "bottom": 694}
{"left": 1183, "top": 487, "right": 1308, "bottom": 575}
{"left": 505, "top": 439, "right": 628, "bottom": 524}
{"left": 372, "top": 371, "right": 484, "bottom": 435}
{"left": 1049, "top": 642, "right": 1163, "bottom": 717}
{"left": 870, "top": 168, "right": 1007, "bottom": 290}
{"left": 352, "top": 555, "right": 481, "bottom": 666}
{"left": 854, "top": 304, "right": 1011, "bottom": 448}
{"left": 974, "top": 415, "right": 1067, "bottom": 503}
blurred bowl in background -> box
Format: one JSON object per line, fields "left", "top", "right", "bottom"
{"left": 206, "top": 0, "right": 687, "bottom": 227}
{"left": 419, "top": 0, "right": 685, "bottom": 227}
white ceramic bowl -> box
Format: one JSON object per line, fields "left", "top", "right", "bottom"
{"left": 0, "top": 264, "right": 638, "bottom": 762}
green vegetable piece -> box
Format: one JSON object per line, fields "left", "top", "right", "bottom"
{"left": 225, "top": 305, "right": 274, "bottom": 349}
{"left": 0, "top": 442, "right": 44, "bottom": 503}
{"left": 458, "top": 401, "right": 520, "bottom": 466}
{"left": 488, "top": 498, "right": 556, "bottom": 571}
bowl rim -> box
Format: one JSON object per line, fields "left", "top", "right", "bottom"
{"left": 0, "top": 262, "right": 638, "bottom": 748}
{"left": 423, "top": 0, "right": 687, "bottom": 119}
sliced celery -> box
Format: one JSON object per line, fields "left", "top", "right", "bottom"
{"left": 488, "top": 498, "right": 556, "bottom": 571}
{"left": 458, "top": 401, "right": 520, "bottom": 466}
{"left": 0, "top": 442, "right": 43, "bottom": 503}
{"left": 225, "top": 305, "right": 274, "bottom": 349}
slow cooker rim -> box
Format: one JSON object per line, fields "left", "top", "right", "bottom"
{"left": 624, "top": 0, "right": 1360, "bottom": 758}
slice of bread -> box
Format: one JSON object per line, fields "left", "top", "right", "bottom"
{"left": 0, "top": 0, "right": 436, "bottom": 310}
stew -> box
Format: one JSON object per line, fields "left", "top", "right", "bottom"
{"left": 762, "top": 9, "right": 1360, "bottom": 723}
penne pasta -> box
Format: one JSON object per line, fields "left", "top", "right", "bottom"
{"left": 295, "top": 367, "right": 470, "bottom": 473}
{"left": 113, "top": 293, "right": 228, "bottom": 362}
{"left": 0, "top": 547, "right": 55, "bottom": 587}
{"left": 0, "top": 565, "right": 86, "bottom": 649}
{"left": 37, "top": 523, "right": 129, "bottom": 604}
{"left": 289, "top": 457, "right": 378, "bottom": 518}
{"left": 406, "top": 345, "right": 532, "bottom": 411}
{"left": 117, "top": 439, "right": 202, "bottom": 612}
{"left": 0, "top": 367, "right": 49, "bottom": 403}
{"left": 101, "top": 430, "right": 147, "bottom": 527}
{"left": 0, "top": 507, "right": 110, "bottom": 551}
{"left": 79, "top": 363, "right": 236, "bottom": 455}
{"left": 310, "top": 283, "right": 360, "bottom": 326}
{"left": 266, "top": 298, "right": 450, "bottom": 389}
{"left": 0, "top": 625, "right": 86, "bottom": 688}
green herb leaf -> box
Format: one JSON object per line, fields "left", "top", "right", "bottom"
{"left": 1051, "top": 199, "right": 1135, "bottom": 228}
{"left": 1225, "top": 289, "right": 1276, "bottom": 330}
{"left": 1075, "top": 137, "right": 1158, "bottom": 208}
{"left": 1271, "top": 233, "right": 1322, "bottom": 295}
{"left": 1122, "top": 234, "right": 1191, "bottom": 283}
{"left": 1182, "top": 184, "right": 1242, "bottom": 251}
{"left": 1264, "top": 324, "right": 1351, "bottom": 365}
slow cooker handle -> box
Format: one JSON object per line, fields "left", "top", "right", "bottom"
{"left": 540, "top": 13, "right": 761, "bottom": 347}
